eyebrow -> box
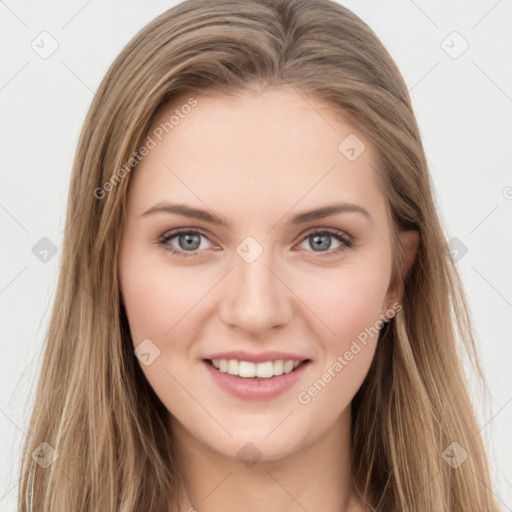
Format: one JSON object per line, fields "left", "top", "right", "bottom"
{"left": 141, "top": 201, "right": 371, "bottom": 228}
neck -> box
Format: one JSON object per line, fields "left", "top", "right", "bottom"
{"left": 168, "top": 407, "right": 364, "bottom": 512}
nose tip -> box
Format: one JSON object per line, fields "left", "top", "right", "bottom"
{"left": 218, "top": 247, "right": 293, "bottom": 335}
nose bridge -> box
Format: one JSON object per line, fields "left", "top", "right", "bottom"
{"left": 220, "top": 236, "right": 292, "bottom": 334}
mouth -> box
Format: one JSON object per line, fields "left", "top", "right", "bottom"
{"left": 203, "top": 358, "right": 312, "bottom": 380}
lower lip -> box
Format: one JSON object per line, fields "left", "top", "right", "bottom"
{"left": 202, "top": 360, "right": 311, "bottom": 400}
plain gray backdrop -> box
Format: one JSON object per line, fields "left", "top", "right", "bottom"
{"left": 1, "top": 1, "right": 511, "bottom": 510}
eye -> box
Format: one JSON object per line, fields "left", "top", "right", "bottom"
{"left": 158, "top": 228, "right": 214, "bottom": 257}
{"left": 296, "top": 229, "right": 352, "bottom": 257}
{"left": 158, "top": 227, "right": 352, "bottom": 258}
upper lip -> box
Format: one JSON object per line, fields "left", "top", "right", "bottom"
{"left": 204, "top": 351, "right": 311, "bottom": 364}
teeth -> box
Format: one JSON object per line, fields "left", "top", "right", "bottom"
{"left": 256, "top": 361, "right": 273, "bottom": 378}
{"left": 239, "top": 360, "right": 256, "bottom": 378}
{"left": 210, "top": 358, "right": 304, "bottom": 378}
{"left": 283, "top": 360, "right": 294, "bottom": 373}
{"left": 227, "top": 359, "right": 238, "bottom": 375}
{"left": 273, "top": 360, "right": 284, "bottom": 375}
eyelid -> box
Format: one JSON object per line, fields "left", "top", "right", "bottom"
{"left": 159, "top": 227, "right": 210, "bottom": 241}
{"left": 299, "top": 226, "right": 352, "bottom": 243}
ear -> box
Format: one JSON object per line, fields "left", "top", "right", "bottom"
{"left": 385, "top": 229, "right": 419, "bottom": 307}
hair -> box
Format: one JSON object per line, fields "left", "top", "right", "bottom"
{"left": 18, "top": 0, "right": 500, "bottom": 510}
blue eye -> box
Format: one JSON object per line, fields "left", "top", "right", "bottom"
{"left": 297, "top": 230, "right": 352, "bottom": 256}
{"left": 158, "top": 228, "right": 352, "bottom": 258}
{"left": 159, "top": 229, "right": 211, "bottom": 257}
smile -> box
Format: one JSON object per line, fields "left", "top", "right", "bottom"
{"left": 203, "top": 358, "right": 312, "bottom": 400}
{"left": 209, "top": 358, "right": 305, "bottom": 379}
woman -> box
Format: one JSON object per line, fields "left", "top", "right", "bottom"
{"left": 18, "top": 0, "right": 500, "bottom": 510}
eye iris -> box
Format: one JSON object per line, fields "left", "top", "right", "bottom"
{"left": 179, "top": 232, "right": 201, "bottom": 250}
{"left": 310, "top": 234, "right": 331, "bottom": 251}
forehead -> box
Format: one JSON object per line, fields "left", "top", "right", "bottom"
{"left": 126, "top": 86, "right": 387, "bottom": 225}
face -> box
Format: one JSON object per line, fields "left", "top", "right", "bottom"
{"left": 118, "top": 85, "right": 402, "bottom": 462}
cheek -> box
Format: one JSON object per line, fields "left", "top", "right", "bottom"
{"left": 120, "top": 249, "right": 205, "bottom": 346}
{"left": 294, "top": 267, "right": 388, "bottom": 419}
{"left": 119, "top": 251, "right": 209, "bottom": 410}
{"left": 298, "top": 261, "right": 390, "bottom": 350}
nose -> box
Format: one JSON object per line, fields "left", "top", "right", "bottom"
{"left": 218, "top": 243, "right": 294, "bottom": 336}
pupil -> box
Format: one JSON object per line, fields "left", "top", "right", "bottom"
{"left": 311, "top": 234, "right": 330, "bottom": 251}
{"left": 180, "top": 233, "right": 200, "bottom": 250}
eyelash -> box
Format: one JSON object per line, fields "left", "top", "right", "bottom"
{"left": 158, "top": 228, "right": 353, "bottom": 258}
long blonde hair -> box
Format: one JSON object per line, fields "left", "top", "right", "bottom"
{"left": 18, "top": 0, "right": 500, "bottom": 510}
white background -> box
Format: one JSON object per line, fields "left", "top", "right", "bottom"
{"left": 1, "top": 1, "right": 511, "bottom": 510}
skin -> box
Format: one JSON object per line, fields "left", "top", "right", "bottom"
{"left": 118, "top": 85, "right": 418, "bottom": 512}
